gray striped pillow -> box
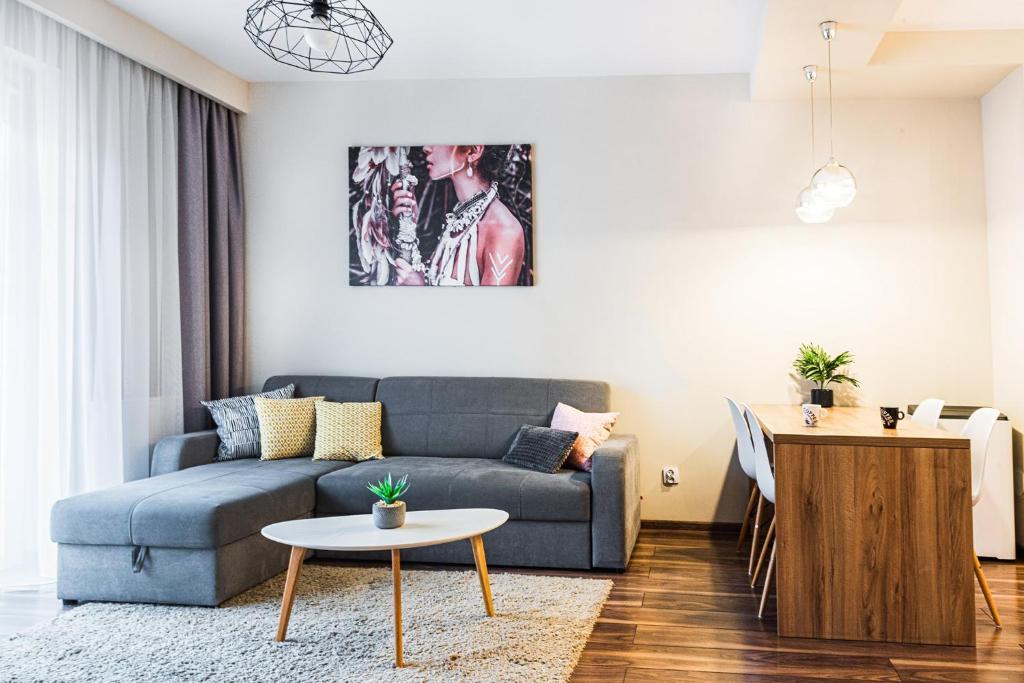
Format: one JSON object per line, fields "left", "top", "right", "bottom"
{"left": 502, "top": 425, "right": 579, "bottom": 474}
{"left": 202, "top": 384, "right": 295, "bottom": 460}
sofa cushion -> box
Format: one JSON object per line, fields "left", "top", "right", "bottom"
{"left": 316, "top": 456, "right": 591, "bottom": 522}
{"left": 502, "top": 425, "right": 578, "bottom": 473}
{"left": 51, "top": 458, "right": 354, "bottom": 549}
{"left": 254, "top": 396, "right": 324, "bottom": 459}
{"left": 551, "top": 402, "right": 620, "bottom": 472}
{"left": 202, "top": 383, "right": 295, "bottom": 461}
{"left": 314, "top": 401, "right": 384, "bottom": 462}
{"left": 376, "top": 377, "right": 610, "bottom": 458}
{"left": 263, "top": 375, "right": 379, "bottom": 403}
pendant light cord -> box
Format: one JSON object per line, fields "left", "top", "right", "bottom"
{"left": 810, "top": 79, "right": 816, "bottom": 170}
{"left": 827, "top": 37, "right": 834, "bottom": 158}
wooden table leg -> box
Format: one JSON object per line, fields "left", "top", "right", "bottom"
{"left": 275, "top": 546, "right": 306, "bottom": 642}
{"left": 392, "top": 548, "right": 404, "bottom": 667}
{"left": 470, "top": 534, "right": 495, "bottom": 617}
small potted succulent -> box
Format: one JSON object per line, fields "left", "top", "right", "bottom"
{"left": 367, "top": 473, "right": 410, "bottom": 529}
{"left": 792, "top": 342, "right": 860, "bottom": 408}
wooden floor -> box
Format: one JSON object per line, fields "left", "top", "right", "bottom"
{"left": 2, "top": 527, "right": 1022, "bottom": 681}
{"left": 571, "top": 527, "right": 1024, "bottom": 682}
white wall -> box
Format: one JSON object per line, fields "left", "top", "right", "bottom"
{"left": 243, "top": 75, "right": 994, "bottom": 522}
{"left": 982, "top": 66, "right": 1024, "bottom": 543}
{"left": 983, "top": 67, "right": 1024, "bottom": 426}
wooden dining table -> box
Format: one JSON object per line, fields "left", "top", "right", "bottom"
{"left": 749, "top": 405, "right": 976, "bottom": 647}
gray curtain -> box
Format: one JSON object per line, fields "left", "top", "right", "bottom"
{"left": 178, "top": 88, "right": 245, "bottom": 432}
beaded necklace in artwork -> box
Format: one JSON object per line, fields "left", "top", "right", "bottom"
{"left": 443, "top": 182, "right": 497, "bottom": 235}
{"left": 427, "top": 182, "right": 499, "bottom": 286}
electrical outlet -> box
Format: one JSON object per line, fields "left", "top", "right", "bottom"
{"left": 662, "top": 466, "right": 680, "bottom": 486}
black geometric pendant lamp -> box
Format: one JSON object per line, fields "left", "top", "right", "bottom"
{"left": 245, "top": 0, "right": 392, "bottom": 74}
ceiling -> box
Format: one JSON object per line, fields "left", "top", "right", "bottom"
{"left": 106, "top": 0, "right": 1024, "bottom": 99}
{"left": 106, "top": 0, "right": 767, "bottom": 83}
{"left": 750, "top": 0, "right": 1024, "bottom": 99}
{"left": 892, "top": 0, "right": 1024, "bottom": 31}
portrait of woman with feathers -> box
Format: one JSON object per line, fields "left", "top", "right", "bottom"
{"left": 349, "top": 144, "right": 533, "bottom": 286}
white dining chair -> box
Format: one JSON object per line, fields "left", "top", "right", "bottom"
{"left": 724, "top": 397, "right": 762, "bottom": 574}
{"left": 743, "top": 404, "right": 776, "bottom": 618}
{"left": 910, "top": 398, "right": 945, "bottom": 428}
{"left": 962, "top": 407, "right": 1002, "bottom": 627}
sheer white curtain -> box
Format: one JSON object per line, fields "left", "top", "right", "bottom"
{"left": 0, "top": 0, "right": 183, "bottom": 585}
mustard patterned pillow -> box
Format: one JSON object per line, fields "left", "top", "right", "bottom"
{"left": 254, "top": 396, "right": 325, "bottom": 460}
{"left": 314, "top": 401, "right": 384, "bottom": 461}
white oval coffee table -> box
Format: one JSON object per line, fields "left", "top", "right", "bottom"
{"left": 262, "top": 508, "right": 509, "bottom": 667}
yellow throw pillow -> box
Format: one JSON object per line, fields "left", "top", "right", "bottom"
{"left": 254, "top": 396, "right": 325, "bottom": 460}
{"left": 314, "top": 401, "right": 384, "bottom": 462}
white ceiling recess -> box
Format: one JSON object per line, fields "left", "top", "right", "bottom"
{"left": 892, "top": 0, "right": 1024, "bottom": 31}
{"left": 106, "top": 0, "right": 768, "bottom": 83}
{"left": 98, "top": 0, "right": 1024, "bottom": 100}
{"left": 750, "top": 0, "right": 1024, "bottom": 100}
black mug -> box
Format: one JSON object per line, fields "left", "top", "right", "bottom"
{"left": 880, "top": 407, "right": 905, "bottom": 429}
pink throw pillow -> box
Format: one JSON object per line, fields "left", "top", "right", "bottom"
{"left": 551, "top": 402, "right": 619, "bottom": 472}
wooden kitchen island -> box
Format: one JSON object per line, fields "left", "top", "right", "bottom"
{"left": 750, "top": 405, "right": 976, "bottom": 647}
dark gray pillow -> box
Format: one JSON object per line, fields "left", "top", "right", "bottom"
{"left": 502, "top": 425, "right": 579, "bottom": 474}
{"left": 202, "top": 384, "right": 295, "bottom": 460}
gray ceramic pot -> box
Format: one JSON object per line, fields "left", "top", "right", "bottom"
{"left": 372, "top": 501, "right": 406, "bottom": 529}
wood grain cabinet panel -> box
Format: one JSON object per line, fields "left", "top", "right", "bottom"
{"left": 752, "top": 406, "right": 975, "bottom": 647}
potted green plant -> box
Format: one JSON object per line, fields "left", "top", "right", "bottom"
{"left": 792, "top": 343, "right": 860, "bottom": 408}
{"left": 367, "top": 473, "right": 410, "bottom": 529}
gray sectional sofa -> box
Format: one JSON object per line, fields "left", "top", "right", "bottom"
{"left": 50, "top": 376, "right": 640, "bottom": 606}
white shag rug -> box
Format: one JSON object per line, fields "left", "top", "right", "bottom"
{"left": 0, "top": 565, "right": 611, "bottom": 683}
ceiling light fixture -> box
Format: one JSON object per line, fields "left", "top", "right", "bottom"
{"left": 244, "top": 0, "right": 392, "bottom": 75}
{"left": 810, "top": 21, "right": 857, "bottom": 209}
{"left": 796, "top": 65, "right": 834, "bottom": 224}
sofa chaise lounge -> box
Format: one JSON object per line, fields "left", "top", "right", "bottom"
{"left": 50, "top": 376, "right": 641, "bottom": 606}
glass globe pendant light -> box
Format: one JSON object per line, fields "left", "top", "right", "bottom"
{"left": 797, "top": 186, "right": 834, "bottom": 224}
{"left": 811, "top": 21, "right": 857, "bottom": 209}
{"left": 811, "top": 158, "right": 856, "bottom": 208}
{"left": 796, "top": 65, "right": 834, "bottom": 224}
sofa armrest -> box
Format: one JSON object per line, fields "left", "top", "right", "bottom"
{"left": 590, "top": 434, "right": 641, "bottom": 569}
{"left": 150, "top": 430, "right": 219, "bottom": 476}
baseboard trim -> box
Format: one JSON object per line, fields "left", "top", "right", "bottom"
{"left": 641, "top": 520, "right": 741, "bottom": 534}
